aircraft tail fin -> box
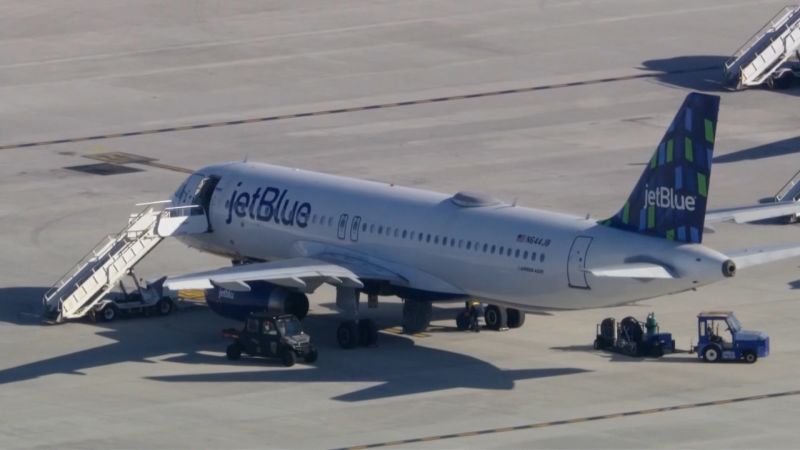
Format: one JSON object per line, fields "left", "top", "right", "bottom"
{"left": 602, "top": 93, "right": 720, "bottom": 243}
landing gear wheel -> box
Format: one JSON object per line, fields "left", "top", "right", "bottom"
{"left": 506, "top": 308, "right": 525, "bottom": 329}
{"left": 455, "top": 311, "right": 471, "bottom": 331}
{"left": 99, "top": 304, "right": 118, "bottom": 322}
{"left": 743, "top": 351, "right": 758, "bottom": 364}
{"left": 337, "top": 320, "right": 359, "bottom": 349}
{"left": 402, "top": 299, "right": 432, "bottom": 334}
{"left": 358, "top": 319, "right": 379, "bottom": 347}
{"left": 156, "top": 298, "right": 173, "bottom": 316}
{"left": 226, "top": 343, "right": 242, "bottom": 361}
{"left": 304, "top": 348, "right": 318, "bottom": 364}
{"left": 484, "top": 305, "right": 507, "bottom": 331}
{"left": 702, "top": 346, "right": 720, "bottom": 363}
{"left": 279, "top": 346, "right": 296, "bottom": 367}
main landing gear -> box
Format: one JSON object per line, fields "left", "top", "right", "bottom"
{"left": 335, "top": 287, "right": 379, "bottom": 349}
{"left": 455, "top": 302, "right": 526, "bottom": 331}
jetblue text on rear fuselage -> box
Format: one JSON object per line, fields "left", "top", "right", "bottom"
{"left": 645, "top": 186, "right": 696, "bottom": 211}
{"left": 225, "top": 183, "right": 311, "bottom": 227}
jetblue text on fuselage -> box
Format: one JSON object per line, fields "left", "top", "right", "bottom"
{"left": 225, "top": 182, "right": 311, "bottom": 227}
{"left": 644, "top": 186, "right": 696, "bottom": 211}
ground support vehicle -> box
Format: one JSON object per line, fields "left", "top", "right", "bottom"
{"left": 224, "top": 313, "right": 318, "bottom": 367}
{"left": 691, "top": 311, "right": 769, "bottom": 363}
{"left": 90, "top": 275, "right": 175, "bottom": 322}
{"left": 594, "top": 313, "right": 675, "bottom": 358}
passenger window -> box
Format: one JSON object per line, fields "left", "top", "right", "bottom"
{"left": 362, "top": 223, "right": 368, "bottom": 232}
{"left": 312, "top": 214, "right": 318, "bottom": 224}
{"left": 458, "top": 239, "right": 464, "bottom": 249}
{"left": 540, "top": 253, "right": 546, "bottom": 262}
{"left": 507, "top": 248, "right": 512, "bottom": 257}
{"left": 434, "top": 236, "right": 439, "bottom": 244}
{"left": 499, "top": 246, "right": 505, "bottom": 254}
{"left": 378, "top": 225, "right": 384, "bottom": 234}
{"left": 450, "top": 238, "right": 455, "bottom": 247}
{"left": 491, "top": 245, "right": 496, "bottom": 254}
{"left": 402, "top": 230, "right": 408, "bottom": 239}
{"left": 466, "top": 241, "right": 471, "bottom": 250}
{"left": 531, "top": 252, "right": 537, "bottom": 261}
{"left": 515, "top": 249, "right": 520, "bottom": 258}
{"left": 523, "top": 250, "right": 528, "bottom": 259}
{"left": 483, "top": 243, "right": 488, "bottom": 252}
{"left": 426, "top": 234, "right": 431, "bottom": 243}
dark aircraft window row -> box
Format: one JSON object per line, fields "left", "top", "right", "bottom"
{"left": 310, "top": 214, "right": 335, "bottom": 227}
{"left": 359, "top": 221, "right": 546, "bottom": 263}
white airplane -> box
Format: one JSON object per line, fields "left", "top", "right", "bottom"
{"left": 164, "top": 92, "right": 800, "bottom": 348}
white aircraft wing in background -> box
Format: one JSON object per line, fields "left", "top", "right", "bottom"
{"left": 705, "top": 201, "right": 800, "bottom": 225}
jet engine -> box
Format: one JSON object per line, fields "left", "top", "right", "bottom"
{"left": 205, "top": 281, "right": 309, "bottom": 322}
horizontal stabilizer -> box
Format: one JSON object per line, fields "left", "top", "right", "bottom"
{"left": 726, "top": 243, "right": 800, "bottom": 269}
{"left": 706, "top": 201, "right": 800, "bottom": 224}
{"left": 585, "top": 263, "right": 674, "bottom": 279}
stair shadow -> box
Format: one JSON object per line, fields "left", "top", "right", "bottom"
{"left": 639, "top": 55, "right": 730, "bottom": 92}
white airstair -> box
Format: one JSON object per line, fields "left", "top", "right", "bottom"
{"left": 775, "top": 168, "right": 800, "bottom": 202}
{"left": 724, "top": 5, "right": 800, "bottom": 89}
{"left": 43, "top": 202, "right": 208, "bottom": 321}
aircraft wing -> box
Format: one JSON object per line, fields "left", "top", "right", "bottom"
{"left": 705, "top": 202, "right": 800, "bottom": 225}
{"left": 164, "top": 257, "right": 365, "bottom": 292}
{"left": 163, "top": 256, "right": 407, "bottom": 292}
{"left": 726, "top": 243, "right": 800, "bottom": 269}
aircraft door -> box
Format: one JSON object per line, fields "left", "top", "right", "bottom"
{"left": 337, "top": 214, "right": 349, "bottom": 240}
{"left": 350, "top": 216, "right": 361, "bottom": 242}
{"left": 567, "top": 236, "right": 593, "bottom": 289}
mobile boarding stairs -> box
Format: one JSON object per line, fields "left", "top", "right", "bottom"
{"left": 42, "top": 202, "right": 208, "bottom": 322}
{"left": 724, "top": 5, "right": 800, "bottom": 89}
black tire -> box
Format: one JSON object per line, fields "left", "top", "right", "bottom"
{"left": 156, "top": 298, "right": 173, "bottom": 316}
{"left": 99, "top": 304, "right": 118, "bottom": 322}
{"left": 455, "top": 311, "right": 471, "bottom": 331}
{"left": 337, "top": 320, "right": 359, "bottom": 349}
{"left": 484, "top": 305, "right": 507, "bottom": 331}
{"left": 226, "top": 343, "right": 242, "bottom": 361}
{"left": 358, "top": 319, "right": 379, "bottom": 347}
{"left": 702, "top": 345, "right": 721, "bottom": 363}
{"left": 506, "top": 308, "right": 526, "bottom": 329}
{"left": 593, "top": 338, "right": 601, "bottom": 350}
{"left": 771, "top": 73, "right": 794, "bottom": 90}
{"left": 650, "top": 345, "right": 664, "bottom": 358}
{"left": 304, "top": 348, "right": 318, "bottom": 364}
{"left": 279, "top": 346, "right": 296, "bottom": 367}
{"left": 743, "top": 350, "right": 758, "bottom": 364}
{"left": 402, "top": 299, "right": 432, "bottom": 334}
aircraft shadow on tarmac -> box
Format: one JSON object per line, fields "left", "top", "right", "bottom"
{"left": 0, "top": 287, "right": 589, "bottom": 401}
{"left": 550, "top": 345, "right": 699, "bottom": 363}
{"left": 639, "top": 55, "right": 800, "bottom": 96}
{"left": 713, "top": 135, "right": 800, "bottom": 164}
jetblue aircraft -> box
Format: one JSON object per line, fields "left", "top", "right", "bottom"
{"left": 164, "top": 93, "right": 800, "bottom": 348}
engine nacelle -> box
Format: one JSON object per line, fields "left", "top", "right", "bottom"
{"left": 205, "top": 281, "right": 309, "bottom": 322}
